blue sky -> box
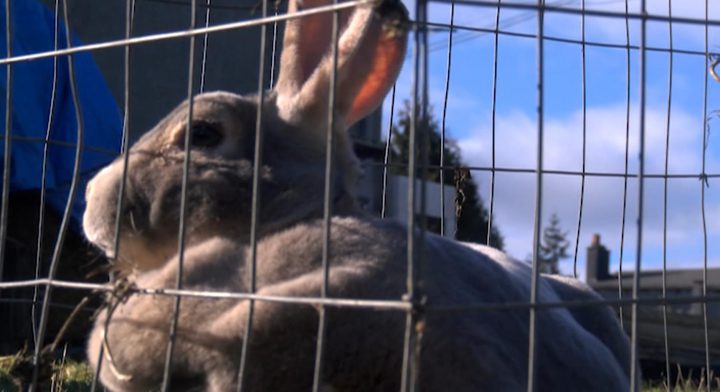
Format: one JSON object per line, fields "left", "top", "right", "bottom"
{"left": 384, "top": 0, "right": 720, "bottom": 279}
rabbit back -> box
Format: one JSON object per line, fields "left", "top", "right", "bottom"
{"left": 88, "top": 216, "right": 630, "bottom": 391}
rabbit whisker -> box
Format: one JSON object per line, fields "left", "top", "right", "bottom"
{"left": 129, "top": 211, "right": 139, "bottom": 233}
{"left": 101, "top": 327, "right": 133, "bottom": 382}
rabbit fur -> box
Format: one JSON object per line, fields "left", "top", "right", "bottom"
{"left": 83, "top": 0, "right": 633, "bottom": 390}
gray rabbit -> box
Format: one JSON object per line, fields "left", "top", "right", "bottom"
{"left": 83, "top": 0, "right": 632, "bottom": 390}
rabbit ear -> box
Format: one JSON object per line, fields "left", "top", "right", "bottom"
{"left": 274, "top": 0, "right": 352, "bottom": 99}
{"left": 275, "top": 0, "right": 408, "bottom": 127}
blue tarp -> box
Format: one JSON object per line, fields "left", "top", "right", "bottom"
{"left": 0, "top": 0, "right": 123, "bottom": 229}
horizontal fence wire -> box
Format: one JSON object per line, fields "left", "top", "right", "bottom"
{"left": 424, "top": 19, "right": 720, "bottom": 57}
{"left": 11, "top": 136, "right": 118, "bottom": 157}
{"left": 429, "top": 0, "right": 720, "bottom": 27}
{"left": 0, "top": 297, "right": 94, "bottom": 313}
{"left": 363, "top": 161, "right": 720, "bottom": 179}
{"left": 6, "top": 278, "right": 720, "bottom": 314}
{"left": 0, "top": 1, "right": 372, "bottom": 66}
{"left": 0, "top": 279, "right": 413, "bottom": 310}
{"left": 1, "top": 4, "right": 718, "bottom": 69}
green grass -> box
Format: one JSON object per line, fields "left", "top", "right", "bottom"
{"left": 0, "top": 354, "right": 92, "bottom": 392}
{"left": 643, "top": 381, "right": 720, "bottom": 392}
{"left": 3, "top": 354, "right": 720, "bottom": 391}
{"left": 0, "top": 354, "right": 21, "bottom": 391}
{"left": 643, "top": 370, "right": 720, "bottom": 392}
{"left": 52, "top": 360, "right": 93, "bottom": 392}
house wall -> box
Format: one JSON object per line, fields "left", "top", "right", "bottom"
{"left": 384, "top": 175, "right": 456, "bottom": 236}
{"left": 39, "top": 0, "right": 273, "bottom": 141}
{"left": 37, "top": 0, "right": 385, "bottom": 142}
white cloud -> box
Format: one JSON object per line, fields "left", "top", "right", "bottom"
{"left": 460, "top": 104, "right": 711, "bottom": 173}
{"left": 456, "top": 104, "right": 720, "bottom": 276}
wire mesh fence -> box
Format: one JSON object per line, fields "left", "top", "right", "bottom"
{"left": 0, "top": 0, "right": 718, "bottom": 391}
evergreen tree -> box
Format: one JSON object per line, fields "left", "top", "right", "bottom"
{"left": 538, "top": 213, "right": 570, "bottom": 274}
{"left": 389, "top": 100, "right": 504, "bottom": 250}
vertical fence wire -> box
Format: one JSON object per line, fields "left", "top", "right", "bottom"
{"left": 160, "top": 1, "right": 197, "bottom": 389}
{"left": 617, "top": 0, "right": 631, "bottom": 328}
{"left": 268, "top": 5, "right": 279, "bottom": 88}
{"left": 0, "top": 0, "right": 13, "bottom": 285}
{"left": 32, "top": 0, "right": 61, "bottom": 346}
{"left": 630, "top": 0, "right": 648, "bottom": 390}
{"left": 199, "top": 0, "right": 211, "bottom": 93}
{"left": 486, "top": 0, "right": 501, "bottom": 247}
{"left": 415, "top": 0, "right": 431, "bottom": 384}
{"left": 236, "top": 0, "right": 268, "bottom": 389}
{"left": 527, "top": 0, "right": 545, "bottom": 390}
{"left": 114, "top": 0, "right": 137, "bottom": 261}
{"left": 661, "top": 0, "right": 674, "bottom": 387}
{"left": 400, "top": 0, "right": 429, "bottom": 389}
{"left": 311, "top": 3, "right": 340, "bottom": 391}
{"left": 439, "top": 0, "right": 455, "bottom": 238}
{"left": 381, "top": 85, "right": 397, "bottom": 219}
{"left": 90, "top": 1, "right": 136, "bottom": 389}
{"left": 571, "top": 0, "right": 587, "bottom": 279}
{"left": 700, "top": 0, "right": 711, "bottom": 389}
{"left": 31, "top": 0, "right": 86, "bottom": 389}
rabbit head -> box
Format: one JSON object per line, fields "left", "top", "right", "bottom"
{"left": 83, "top": 0, "right": 408, "bottom": 272}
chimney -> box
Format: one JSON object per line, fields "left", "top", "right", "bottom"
{"left": 586, "top": 233, "right": 610, "bottom": 283}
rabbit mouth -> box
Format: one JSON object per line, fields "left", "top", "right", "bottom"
{"left": 85, "top": 226, "right": 178, "bottom": 272}
{"left": 84, "top": 228, "right": 117, "bottom": 259}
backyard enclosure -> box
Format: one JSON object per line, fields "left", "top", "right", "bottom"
{"left": 0, "top": 0, "right": 719, "bottom": 391}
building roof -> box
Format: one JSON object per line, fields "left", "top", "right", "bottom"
{"left": 591, "top": 268, "right": 720, "bottom": 291}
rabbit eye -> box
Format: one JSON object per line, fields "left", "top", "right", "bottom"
{"left": 188, "top": 122, "right": 223, "bottom": 148}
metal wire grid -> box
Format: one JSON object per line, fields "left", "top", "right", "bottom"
{"left": 0, "top": 0, "right": 716, "bottom": 391}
